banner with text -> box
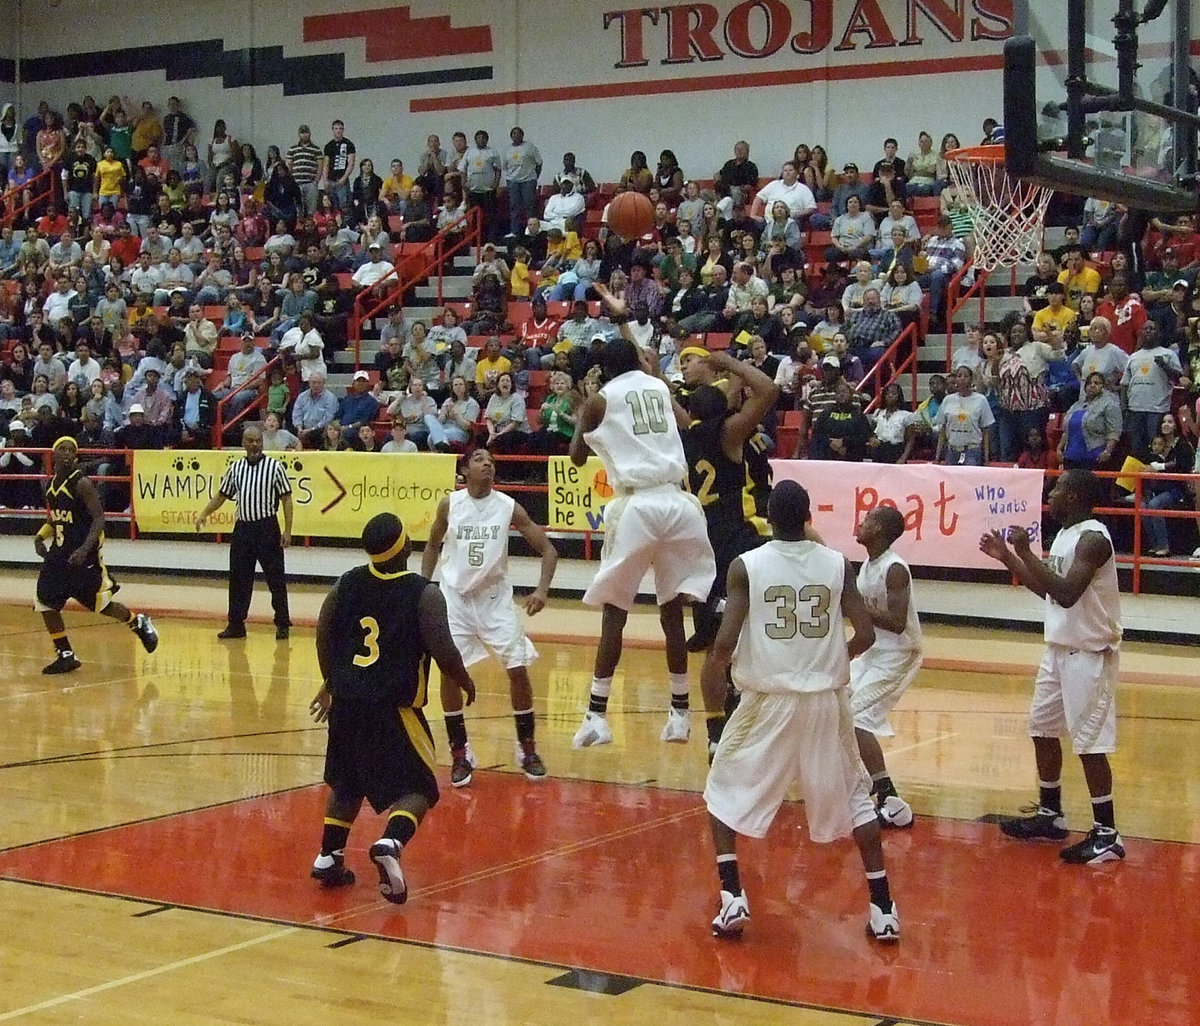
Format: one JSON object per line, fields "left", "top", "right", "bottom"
{"left": 133, "top": 450, "right": 456, "bottom": 540}
{"left": 770, "top": 461, "right": 1045, "bottom": 570}
{"left": 546, "top": 456, "right": 614, "bottom": 533}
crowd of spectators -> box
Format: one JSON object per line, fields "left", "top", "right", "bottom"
{"left": 0, "top": 93, "right": 1196, "bottom": 556}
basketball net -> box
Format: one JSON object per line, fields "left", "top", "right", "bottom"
{"left": 944, "top": 145, "right": 1053, "bottom": 271}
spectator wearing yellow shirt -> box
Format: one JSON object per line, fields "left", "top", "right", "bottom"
{"left": 545, "top": 226, "right": 582, "bottom": 263}
{"left": 474, "top": 336, "right": 513, "bottom": 394}
{"left": 129, "top": 100, "right": 163, "bottom": 160}
{"left": 1031, "top": 282, "right": 1078, "bottom": 346}
{"left": 381, "top": 158, "right": 415, "bottom": 208}
{"left": 1057, "top": 247, "right": 1102, "bottom": 312}
{"left": 510, "top": 246, "right": 532, "bottom": 298}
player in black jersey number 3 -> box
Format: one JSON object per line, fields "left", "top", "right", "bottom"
{"left": 308, "top": 512, "right": 478, "bottom": 904}
{"left": 35, "top": 437, "right": 158, "bottom": 674}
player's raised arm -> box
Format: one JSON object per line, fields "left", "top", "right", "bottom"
{"left": 420, "top": 495, "right": 452, "bottom": 580}
{"left": 1001, "top": 523, "right": 1112, "bottom": 609}
{"left": 840, "top": 557, "right": 876, "bottom": 660}
{"left": 706, "top": 351, "right": 779, "bottom": 456}
{"left": 511, "top": 501, "right": 558, "bottom": 614}
{"left": 417, "top": 582, "right": 476, "bottom": 705}
{"left": 569, "top": 395, "right": 604, "bottom": 466}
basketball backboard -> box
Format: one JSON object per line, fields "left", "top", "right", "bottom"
{"left": 1005, "top": 0, "right": 1199, "bottom": 214}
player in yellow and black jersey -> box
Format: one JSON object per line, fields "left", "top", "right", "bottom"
{"left": 35, "top": 437, "right": 158, "bottom": 674}
{"left": 308, "top": 512, "right": 477, "bottom": 905}
{"left": 674, "top": 352, "right": 779, "bottom": 754}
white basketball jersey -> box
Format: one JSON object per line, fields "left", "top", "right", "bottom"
{"left": 1044, "top": 519, "right": 1122, "bottom": 651}
{"left": 856, "top": 549, "right": 921, "bottom": 653}
{"left": 585, "top": 370, "right": 686, "bottom": 490}
{"left": 732, "top": 540, "right": 849, "bottom": 694}
{"left": 439, "top": 488, "right": 515, "bottom": 594}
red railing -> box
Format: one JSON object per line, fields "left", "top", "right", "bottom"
{"left": 943, "top": 260, "right": 988, "bottom": 367}
{"left": 859, "top": 322, "right": 920, "bottom": 413}
{"left": 0, "top": 446, "right": 138, "bottom": 538}
{"left": 0, "top": 166, "right": 59, "bottom": 229}
{"left": 349, "top": 207, "right": 482, "bottom": 368}
{"left": 213, "top": 354, "right": 285, "bottom": 448}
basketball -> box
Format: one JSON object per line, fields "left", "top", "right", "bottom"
{"left": 606, "top": 191, "right": 655, "bottom": 240}
{"left": 592, "top": 468, "right": 614, "bottom": 499}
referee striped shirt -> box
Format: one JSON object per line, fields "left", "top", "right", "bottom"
{"left": 219, "top": 455, "right": 292, "bottom": 523}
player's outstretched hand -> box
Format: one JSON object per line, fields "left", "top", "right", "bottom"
{"left": 979, "top": 529, "right": 1010, "bottom": 563}
{"left": 67, "top": 547, "right": 87, "bottom": 568}
{"left": 524, "top": 589, "right": 548, "bottom": 616}
{"left": 1006, "top": 525, "right": 1033, "bottom": 557}
{"left": 309, "top": 684, "right": 332, "bottom": 723}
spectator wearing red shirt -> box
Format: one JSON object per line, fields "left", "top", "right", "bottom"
{"left": 519, "top": 294, "right": 560, "bottom": 365}
{"left": 109, "top": 221, "right": 141, "bottom": 267}
{"left": 1096, "top": 273, "right": 1147, "bottom": 354}
{"left": 137, "top": 144, "right": 171, "bottom": 182}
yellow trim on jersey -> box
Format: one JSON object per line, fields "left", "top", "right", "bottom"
{"left": 414, "top": 658, "right": 428, "bottom": 709}
{"left": 324, "top": 817, "right": 354, "bottom": 829}
{"left": 368, "top": 565, "right": 411, "bottom": 581}
{"left": 368, "top": 530, "right": 410, "bottom": 565}
{"left": 37, "top": 523, "right": 54, "bottom": 542}
{"left": 398, "top": 707, "right": 436, "bottom": 774}
{"left": 45, "top": 470, "right": 81, "bottom": 499}
{"left": 92, "top": 541, "right": 114, "bottom": 612}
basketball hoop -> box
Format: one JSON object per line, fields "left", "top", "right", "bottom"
{"left": 944, "top": 145, "right": 1053, "bottom": 271}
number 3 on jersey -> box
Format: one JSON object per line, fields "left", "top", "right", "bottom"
{"left": 625, "top": 389, "right": 669, "bottom": 435}
{"left": 353, "top": 616, "right": 381, "bottom": 667}
{"left": 763, "top": 584, "right": 831, "bottom": 639}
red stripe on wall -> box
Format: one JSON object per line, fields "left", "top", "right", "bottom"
{"left": 304, "top": 5, "right": 491, "bottom": 63}
{"left": 410, "top": 52, "right": 1006, "bottom": 113}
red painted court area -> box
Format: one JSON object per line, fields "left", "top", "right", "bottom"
{"left": 1, "top": 774, "right": 1196, "bottom": 1026}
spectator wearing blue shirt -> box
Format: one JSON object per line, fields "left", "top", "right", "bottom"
{"left": 337, "top": 370, "right": 381, "bottom": 443}
{"left": 290, "top": 371, "right": 338, "bottom": 449}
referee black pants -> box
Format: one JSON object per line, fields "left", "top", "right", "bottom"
{"left": 228, "top": 518, "right": 290, "bottom": 629}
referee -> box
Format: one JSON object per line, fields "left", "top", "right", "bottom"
{"left": 195, "top": 424, "right": 294, "bottom": 640}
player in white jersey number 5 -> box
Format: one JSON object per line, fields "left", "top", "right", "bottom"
{"left": 980, "top": 469, "right": 1125, "bottom": 865}
{"left": 569, "top": 337, "right": 716, "bottom": 747}
{"left": 702, "top": 480, "right": 900, "bottom": 942}
{"left": 422, "top": 449, "right": 559, "bottom": 785}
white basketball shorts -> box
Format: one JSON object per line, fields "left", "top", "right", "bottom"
{"left": 1028, "top": 643, "right": 1118, "bottom": 755}
{"left": 704, "top": 687, "right": 876, "bottom": 843}
{"left": 848, "top": 645, "right": 922, "bottom": 737}
{"left": 442, "top": 580, "right": 538, "bottom": 670}
{"left": 583, "top": 483, "right": 715, "bottom": 611}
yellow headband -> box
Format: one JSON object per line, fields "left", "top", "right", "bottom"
{"left": 53, "top": 436, "right": 78, "bottom": 452}
{"left": 368, "top": 528, "right": 409, "bottom": 565}
{"left": 679, "top": 346, "right": 710, "bottom": 360}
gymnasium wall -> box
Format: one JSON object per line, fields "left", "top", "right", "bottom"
{"left": 7, "top": 0, "right": 1017, "bottom": 181}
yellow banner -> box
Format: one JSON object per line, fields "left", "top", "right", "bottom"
{"left": 546, "top": 456, "right": 613, "bottom": 533}
{"left": 132, "top": 450, "right": 456, "bottom": 540}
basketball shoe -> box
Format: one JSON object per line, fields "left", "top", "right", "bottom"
{"left": 572, "top": 710, "right": 613, "bottom": 748}
{"left": 450, "top": 743, "right": 477, "bottom": 787}
{"left": 515, "top": 739, "right": 547, "bottom": 780}
{"left": 1059, "top": 826, "right": 1125, "bottom": 865}
{"left": 876, "top": 795, "right": 914, "bottom": 829}
{"left": 867, "top": 901, "right": 900, "bottom": 941}
{"left": 999, "top": 805, "right": 1069, "bottom": 841}
{"left": 310, "top": 851, "right": 355, "bottom": 887}
{"left": 368, "top": 839, "right": 407, "bottom": 904}
{"left": 43, "top": 650, "right": 81, "bottom": 674}
{"left": 132, "top": 613, "right": 159, "bottom": 653}
{"left": 711, "top": 889, "right": 750, "bottom": 938}
{"left": 661, "top": 707, "right": 690, "bottom": 743}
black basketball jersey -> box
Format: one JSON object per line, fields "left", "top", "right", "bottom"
{"left": 684, "top": 418, "right": 751, "bottom": 534}
{"left": 743, "top": 432, "right": 773, "bottom": 535}
{"left": 45, "top": 469, "right": 98, "bottom": 563}
{"left": 326, "top": 566, "right": 432, "bottom": 708}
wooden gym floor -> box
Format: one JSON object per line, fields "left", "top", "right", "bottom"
{"left": 0, "top": 573, "right": 1197, "bottom": 1026}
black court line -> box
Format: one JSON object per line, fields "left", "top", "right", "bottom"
{"left": 0, "top": 876, "right": 955, "bottom": 1026}
{"left": 326, "top": 935, "right": 367, "bottom": 949}
{"left": 131, "top": 904, "right": 173, "bottom": 918}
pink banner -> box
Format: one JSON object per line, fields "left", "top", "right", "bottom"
{"left": 769, "top": 462, "right": 1046, "bottom": 570}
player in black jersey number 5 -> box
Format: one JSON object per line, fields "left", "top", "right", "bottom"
{"left": 308, "top": 512, "right": 478, "bottom": 904}
{"left": 35, "top": 437, "right": 158, "bottom": 674}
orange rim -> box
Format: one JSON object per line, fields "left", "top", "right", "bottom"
{"left": 945, "top": 144, "right": 1005, "bottom": 164}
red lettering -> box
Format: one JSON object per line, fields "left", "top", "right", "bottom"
{"left": 724, "top": 0, "right": 791, "bottom": 59}
{"left": 854, "top": 486, "right": 878, "bottom": 533}
{"left": 935, "top": 480, "right": 959, "bottom": 536}
{"left": 791, "top": 0, "right": 832, "bottom": 54}
{"left": 604, "top": 8, "right": 661, "bottom": 69}
{"left": 835, "top": 0, "right": 899, "bottom": 51}
{"left": 662, "top": 4, "right": 723, "bottom": 64}
{"left": 970, "top": 0, "right": 1013, "bottom": 42}
{"left": 902, "top": 0, "right": 965, "bottom": 46}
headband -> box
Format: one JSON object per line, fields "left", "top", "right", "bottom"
{"left": 367, "top": 527, "right": 410, "bottom": 565}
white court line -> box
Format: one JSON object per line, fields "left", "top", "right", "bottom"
{"left": 884, "top": 731, "right": 958, "bottom": 758}
{"left": 0, "top": 926, "right": 298, "bottom": 1021}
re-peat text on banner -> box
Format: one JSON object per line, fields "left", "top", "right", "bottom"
{"left": 770, "top": 461, "right": 1045, "bottom": 570}
{"left": 132, "top": 450, "right": 456, "bottom": 540}
{"left": 546, "top": 456, "right": 614, "bottom": 533}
